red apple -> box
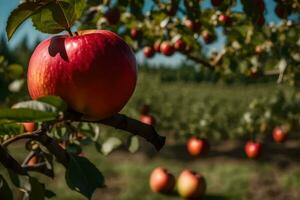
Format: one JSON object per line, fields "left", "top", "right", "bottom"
{"left": 23, "top": 122, "right": 36, "bottom": 132}
{"left": 202, "top": 30, "right": 215, "bottom": 44}
{"left": 211, "top": 0, "right": 223, "bottom": 7}
{"left": 275, "top": 4, "right": 288, "bottom": 19}
{"left": 143, "top": 46, "right": 155, "bottom": 58}
{"left": 160, "top": 41, "right": 174, "bottom": 56}
{"left": 140, "top": 114, "right": 155, "bottom": 125}
{"left": 130, "top": 28, "right": 142, "bottom": 40}
{"left": 27, "top": 30, "right": 137, "bottom": 119}
{"left": 105, "top": 7, "right": 120, "bottom": 25}
{"left": 187, "top": 137, "right": 210, "bottom": 156}
{"left": 245, "top": 141, "right": 262, "bottom": 159}
{"left": 149, "top": 167, "right": 175, "bottom": 193}
{"left": 27, "top": 155, "right": 39, "bottom": 166}
{"left": 218, "top": 14, "right": 231, "bottom": 26}
{"left": 255, "top": 46, "right": 263, "bottom": 54}
{"left": 254, "top": 0, "right": 265, "bottom": 13}
{"left": 184, "top": 19, "right": 201, "bottom": 32}
{"left": 174, "top": 39, "right": 186, "bottom": 52}
{"left": 153, "top": 41, "right": 161, "bottom": 52}
{"left": 272, "top": 127, "right": 287, "bottom": 143}
{"left": 177, "top": 170, "right": 206, "bottom": 199}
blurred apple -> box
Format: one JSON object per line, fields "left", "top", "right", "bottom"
{"left": 149, "top": 167, "right": 175, "bottom": 193}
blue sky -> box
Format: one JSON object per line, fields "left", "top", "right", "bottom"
{"left": 0, "top": 0, "right": 291, "bottom": 66}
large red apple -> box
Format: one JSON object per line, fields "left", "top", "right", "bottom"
{"left": 23, "top": 122, "right": 36, "bottom": 132}
{"left": 28, "top": 30, "right": 137, "bottom": 119}
{"left": 139, "top": 114, "right": 155, "bottom": 125}
{"left": 177, "top": 170, "right": 206, "bottom": 199}
{"left": 143, "top": 46, "right": 155, "bottom": 58}
{"left": 174, "top": 39, "right": 186, "bottom": 52}
{"left": 272, "top": 127, "right": 287, "bottom": 143}
{"left": 244, "top": 141, "right": 262, "bottom": 159}
{"left": 149, "top": 167, "right": 175, "bottom": 193}
{"left": 187, "top": 137, "right": 210, "bottom": 156}
{"left": 160, "top": 42, "right": 174, "bottom": 56}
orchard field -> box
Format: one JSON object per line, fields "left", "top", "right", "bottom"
{"left": 1, "top": 0, "right": 300, "bottom": 200}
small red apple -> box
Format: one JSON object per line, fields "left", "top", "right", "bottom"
{"left": 140, "top": 114, "right": 155, "bottom": 125}
{"left": 153, "top": 41, "right": 161, "bottom": 52}
{"left": 187, "top": 137, "right": 210, "bottom": 156}
{"left": 275, "top": 4, "right": 288, "bottom": 19}
{"left": 27, "top": 30, "right": 137, "bottom": 119}
{"left": 23, "top": 122, "right": 36, "bottom": 132}
{"left": 105, "top": 7, "right": 120, "bottom": 25}
{"left": 184, "top": 19, "right": 201, "bottom": 32}
{"left": 211, "top": 0, "right": 223, "bottom": 7}
{"left": 218, "top": 14, "right": 231, "bottom": 26}
{"left": 177, "top": 170, "right": 206, "bottom": 199}
{"left": 160, "top": 41, "right": 174, "bottom": 56}
{"left": 174, "top": 39, "right": 186, "bottom": 52}
{"left": 149, "top": 167, "right": 175, "bottom": 193}
{"left": 27, "top": 155, "right": 39, "bottom": 166}
{"left": 143, "top": 46, "right": 155, "bottom": 58}
{"left": 255, "top": 46, "right": 263, "bottom": 55}
{"left": 130, "top": 28, "right": 142, "bottom": 40}
{"left": 272, "top": 127, "right": 287, "bottom": 143}
{"left": 245, "top": 141, "right": 262, "bottom": 159}
{"left": 202, "top": 30, "right": 215, "bottom": 44}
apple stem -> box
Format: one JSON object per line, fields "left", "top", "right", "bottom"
{"left": 66, "top": 28, "right": 73, "bottom": 37}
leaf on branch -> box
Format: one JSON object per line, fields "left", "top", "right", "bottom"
{"left": 31, "top": 0, "right": 86, "bottom": 34}
{"left": 65, "top": 155, "right": 105, "bottom": 199}
{"left": 0, "top": 108, "right": 58, "bottom": 123}
{"left": 0, "top": 123, "right": 23, "bottom": 136}
{"left": 101, "top": 137, "right": 122, "bottom": 155}
{"left": 28, "top": 177, "right": 45, "bottom": 200}
{"left": 12, "top": 100, "right": 57, "bottom": 113}
{"left": 37, "top": 96, "right": 68, "bottom": 112}
{"left": 0, "top": 175, "right": 13, "bottom": 200}
{"left": 6, "top": 1, "right": 52, "bottom": 40}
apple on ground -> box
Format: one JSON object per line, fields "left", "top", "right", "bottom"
{"left": 272, "top": 127, "right": 287, "bottom": 143}
{"left": 149, "top": 167, "right": 175, "bottom": 193}
{"left": 27, "top": 30, "right": 137, "bottom": 120}
{"left": 139, "top": 114, "right": 155, "bottom": 126}
{"left": 143, "top": 46, "right": 155, "bottom": 58}
{"left": 244, "top": 141, "right": 262, "bottom": 159}
{"left": 160, "top": 41, "right": 174, "bottom": 56}
{"left": 177, "top": 170, "right": 206, "bottom": 199}
{"left": 187, "top": 137, "right": 210, "bottom": 156}
{"left": 23, "top": 122, "right": 36, "bottom": 132}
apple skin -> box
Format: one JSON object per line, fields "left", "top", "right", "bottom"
{"left": 245, "top": 141, "right": 262, "bottom": 159}
{"left": 184, "top": 19, "right": 201, "bottom": 32}
{"left": 143, "top": 46, "right": 155, "bottom": 58}
{"left": 174, "top": 39, "right": 186, "bottom": 52}
{"left": 218, "top": 14, "right": 231, "bottom": 26}
{"left": 149, "top": 167, "right": 175, "bottom": 193}
{"left": 187, "top": 137, "right": 210, "bottom": 156}
{"left": 160, "top": 42, "right": 174, "bottom": 56}
{"left": 130, "top": 28, "right": 142, "bottom": 40}
{"left": 23, "top": 122, "right": 36, "bottom": 132}
{"left": 272, "top": 127, "right": 287, "bottom": 143}
{"left": 153, "top": 41, "right": 161, "bottom": 52}
{"left": 27, "top": 155, "right": 39, "bottom": 166}
{"left": 27, "top": 30, "right": 137, "bottom": 119}
{"left": 177, "top": 170, "right": 206, "bottom": 199}
{"left": 211, "top": 0, "right": 223, "bottom": 7}
{"left": 105, "top": 7, "right": 120, "bottom": 25}
{"left": 140, "top": 114, "right": 155, "bottom": 125}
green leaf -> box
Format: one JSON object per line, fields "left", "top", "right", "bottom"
{"left": 12, "top": 100, "right": 57, "bottom": 113}
{"left": 65, "top": 155, "right": 105, "bottom": 199}
{"left": 6, "top": 2, "right": 51, "bottom": 40}
{"left": 0, "top": 108, "right": 58, "bottom": 122}
{"left": 37, "top": 96, "right": 68, "bottom": 112}
{"left": 101, "top": 137, "right": 122, "bottom": 155}
{"left": 31, "top": 0, "right": 86, "bottom": 34}
{"left": 29, "top": 177, "right": 45, "bottom": 200}
{"left": 7, "top": 169, "right": 20, "bottom": 187}
{"left": 0, "top": 175, "right": 13, "bottom": 200}
{"left": 0, "top": 123, "right": 23, "bottom": 136}
{"left": 128, "top": 136, "right": 139, "bottom": 153}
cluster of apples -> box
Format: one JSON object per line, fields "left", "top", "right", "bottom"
{"left": 244, "top": 126, "right": 288, "bottom": 159}
{"left": 149, "top": 167, "right": 206, "bottom": 199}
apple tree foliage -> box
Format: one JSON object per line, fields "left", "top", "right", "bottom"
{"left": 0, "top": 0, "right": 299, "bottom": 199}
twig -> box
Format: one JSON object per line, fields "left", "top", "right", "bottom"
{"left": 23, "top": 163, "right": 54, "bottom": 178}
{"left": 0, "top": 145, "right": 27, "bottom": 175}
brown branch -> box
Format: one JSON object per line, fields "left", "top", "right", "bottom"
{"left": 2, "top": 129, "right": 43, "bottom": 147}
{"left": 184, "top": 53, "right": 215, "bottom": 70}
{"left": 76, "top": 113, "right": 166, "bottom": 151}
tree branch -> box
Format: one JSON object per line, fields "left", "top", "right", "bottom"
{"left": 74, "top": 113, "right": 166, "bottom": 151}
{"left": 23, "top": 162, "right": 54, "bottom": 178}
